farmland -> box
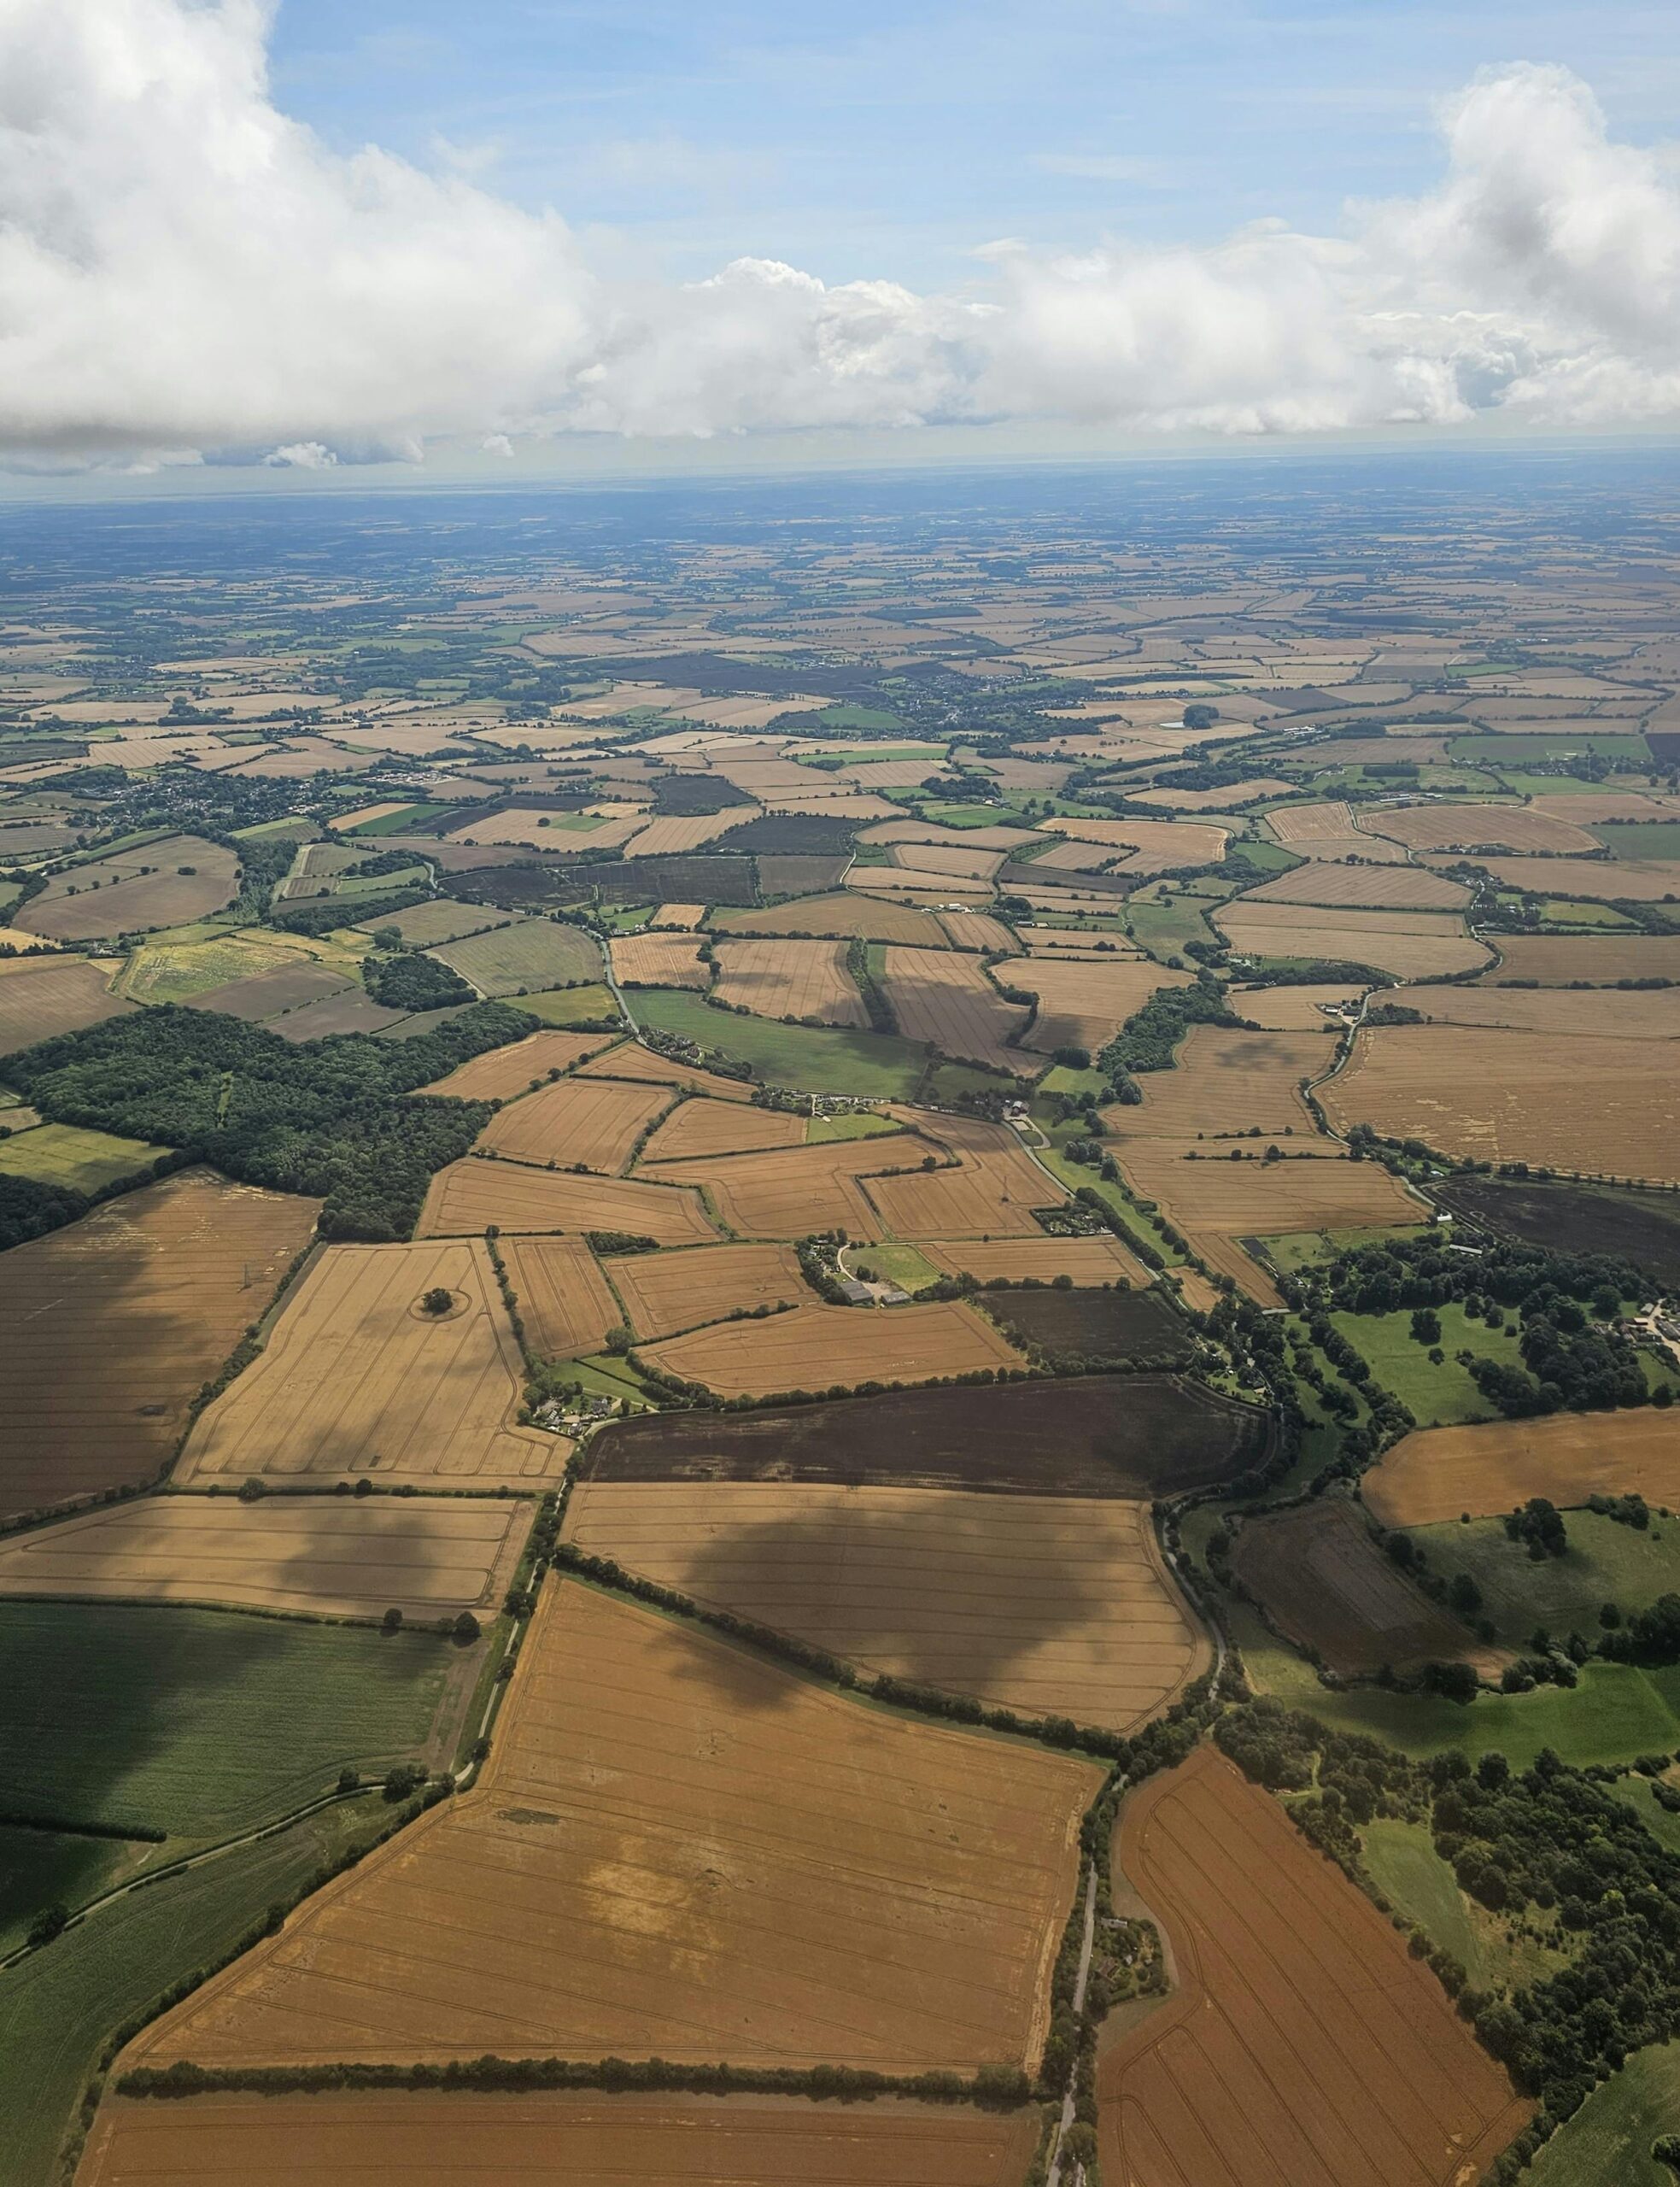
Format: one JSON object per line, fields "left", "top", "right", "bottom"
{"left": 1360, "top": 800, "right": 1601, "bottom": 853}
{"left": 430, "top": 917, "right": 602, "bottom": 996}
{"left": 641, "top": 1297, "right": 1024, "bottom": 1396}
{"left": 1241, "top": 861, "right": 1472, "bottom": 909}
{"left": 1390, "top": 982, "right": 1680, "bottom": 1038}
{"left": 713, "top": 890, "right": 949, "bottom": 944}
{"left": 576, "top": 1039, "right": 756, "bottom": 1101}
{"left": 609, "top": 931, "right": 709, "bottom": 988}
{"left": 176, "top": 1239, "right": 565, "bottom": 1490}
{"left": 0, "top": 1495, "right": 532, "bottom": 1621}
{"left": 419, "top": 1156, "right": 719, "bottom": 1243}
{"left": 495, "top": 1234, "right": 623, "bottom": 1357}
{"left": 1404, "top": 1509, "right": 1680, "bottom": 1649}
{"left": 0, "top": 952, "right": 133, "bottom": 1055}
{"left": 994, "top": 953, "right": 1189, "bottom": 1054}
{"left": 17, "top": 836, "right": 239, "bottom": 941}
{"left": 920, "top": 1234, "right": 1150, "bottom": 1285}
{"left": 565, "top": 1480, "right": 1210, "bottom": 1729}
{"left": 1434, "top": 1176, "right": 1680, "bottom": 1285}
{"left": 985, "top": 1286, "right": 1191, "bottom": 1366}
{"left": 1482, "top": 933, "right": 1680, "bottom": 983}
{"left": 474, "top": 1074, "right": 670, "bottom": 1170}
{"left": 121, "top": 1580, "right": 1100, "bottom": 2075}
{"left": 1215, "top": 900, "right": 1491, "bottom": 976}
{"left": 639, "top": 1094, "right": 805, "bottom": 1159}
{"left": 0, "top": 1119, "right": 167, "bottom": 1192}
{"left": 606, "top": 1240, "right": 810, "bottom": 1338}
{"left": 711, "top": 937, "right": 868, "bottom": 1025}
{"left": 0, "top": 1170, "right": 319, "bottom": 1522}
{"left": 864, "top": 1123, "right": 1055, "bottom": 1238}
{"left": 641, "top": 1135, "right": 904, "bottom": 1236}
{"left": 877, "top": 947, "right": 1033, "bottom": 1074}
{"left": 629, "top": 986, "right": 930, "bottom": 1097}
{"left": 1362, "top": 1411, "right": 1680, "bottom": 1527}
{"left": 1098, "top": 1746, "right": 1529, "bottom": 2186}
{"left": 419, "top": 1028, "right": 618, "bottom": 1099}
{"left": 1109, "top": 1024, "right": 1328, "bottom": 1139}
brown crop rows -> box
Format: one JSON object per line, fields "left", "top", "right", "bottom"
{"left": 877, "top": 947, "right": 1034, "bottom": 1074}
{"left": 641, "top": 1298, "right": 1024, "bottom": 1396}
{"left": 419, "top": 1029, "right": 619, "bottom": 1100}
{"left": 575, "top": 1042, "right": 756, "bottom": 1101}
{"left": 710, "top": 938, "right": 868, "bottom": 1025}
{"left": 993, "top": 954, "right": 1190, "bottom": 1055}
{"left": 1364, "top": 1411, "right": 1680, "bottom": 1527}
{"left": 0, "top": 953, "right": 133, "bottom": 1056}
{"left": 1098, "top": 1746, "right": 1529, "bottom": 2187}
{"left": 1483, "top": 933, "right": 1680, "bottom": 984}
{"left": 606, "top": 1240, "right": 811, "bottom": 1339}
{"left": 1241, "top": 863, "right": 1472, "bottom": 911}
{"left": 121, "top": 1580, "right": 1100, "bottom": 2075}
{"left": 419, "top": 1158, "right": 720, "bottom": 1244}
{"left": 609, "top": 932, "right": 710, "bottom": 988}
{"left": 474, "top": 1076, "right": 670, "bottom": 1172}
{"left": 497, "top": 1234, "right": 623, "bottom": 1358}
{"left": 1215, "top": 900, "right": 1491, "bottom": 978}
{"left": 639, "top": 1097, "right": 807, "bottom": 1161}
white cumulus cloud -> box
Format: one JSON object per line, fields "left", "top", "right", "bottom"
{"left": 0, "top": 4, "right": 1677, "bottom": 468}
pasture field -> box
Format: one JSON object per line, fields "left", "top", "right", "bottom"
{"left": 1109, "top": 1025, "right": 1328, "bottom": 1140}
{"left": 1391, "top": 982, "right": 1680, "bottom": 1038}
{"left": 17, "top": 837, "right": 238, "bottom": 941}
{"left": 184, "top": 959, "right": 357, "bottom": 1024}
{"left": 641, "top": 1136, "right": 904, "bottom": 1237}
{"left": 641, "top": 1297, "right": 1024, "bottom": 1396}
{"left": 0, "top": 1495, "right": 532, "bottom": 1621}
{"left": 1215, "top": 900, "right": 1491, "bottom": 977}
{"left": 1238, "top": 861, "right": 1472, "bottom": 910}
{"left": 361, "top": 900, "right": 513, "bottom": 947}
{"left": 576, "top": 1039, "right": 756, "bottom": 1101}
{"left": 430, "top": 917, "right": 602, "bottom": 997}
{"left": 711, "top": 890, "right": 950, "bottom": 945}
{"left": 608, "top": 931, "right": 708, "bottom": 988}
{"left": 993, "top": 953, "right": 1190, "bottom": 1055}
{"left": 1358, "top": 1818, "right": 1488, "bottom": 1985}
{"left": 1321, "top": 1023, "right": 1680, "bottom": 1181}
{"left": 606, "top": 1240, "right": 810, "bottom": 1339}
{"left": 1228, "top": 1498, "right": 1500, "bottom": 1679}
{"left": 864, "top": 1125, "right": 1055, "bottom": 1239}
{"left": 1229, "top": 982, "right": 1365, "bottom": 1028}
{"left": 497, "top": 1234, "right": 623, "bottom": 1358}
{"left": 1483, "top": 932, "right": 1680, "bottom": 983}
{"left": 74, "top": 2091, "right": 1041, "bottom": 2187}
{"left": 1327, "top": 1303, "right": 1530, "bottom": 1426}
{"left": 638, "top": 1096, "right": 805, "bottom": 1159}
{"left": 877, "top": 947, "right": 1033, "bottom": 1074}
{"left": 515, "top": 982, "right": 621, "bottom": 1026}
{"left": 1463, "top": 855, "right": 1680, "bottom": 900}
{"left": 0, "top": 1170, "right": 319, "bottom": 1524}
{"left": 582, "top": 1375, "right": 1271, "bottom": 1497}
{"left": 1098, "top": 1747, "right": 1530, "bottom": 2187}
{"left": 0, "top": 953, "right": 133, "bottom": 1055}
{"left": 122, "top": 1580, "right": 1100, "bottom": 2076}
{"left": 1435, "top": 1176, "right": 1680, "bottom": 1286}
{"left": 711, "top": 937, "right": 867, "bottom": 1025}
{"left": 1405, "top": 1510, "right": 1680, "bottom": 1650}
{"left": 176, "top": 1240, "right": 564, "bottom": 1491}
{"left": 116, "top": 931, "right": 300, "bottom": 1004}
{"left": 1526, "top": 2042, "right": 1680, "bottom": 2187}
{"left": 419, "top": 1028, "right": 618, "bottom": 1098}
{"left": 419, "top": 1156, "right": 719, "bottom": 1243}
{"left": 475, "top": 1074, "right": 670, "bottom": 1171}
{"left": 0, "top": 1120, "right": 167, "bottom": 1192}
{"left": 1359, "top": 801, "right": 1600, "bottom": 854}
{"left": 1362, "top": 1410, "right": 1680, "bottom": 1527}
{"left": 986, "top": 1287, "right": 1191, "bottom": 1367}
{"left": 630, "top": 987, "right": 930, "bottom": 1097}
{"left": 920, "top": 1234, "right": 1150, "bottom": 1284}
{"left": 565, "top": 1480, "right": 1210, "bottom": 1730}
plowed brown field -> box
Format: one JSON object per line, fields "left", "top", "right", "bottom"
{"left": 176, "top": 1240, "right": 564, "bottom": 1489}
{"left": 640, "top": 1097, "right": 806, "bottom": 1160}
{"left": 75, "top": 2090, "right": 1039, "bottom": 2187}
{"left": 0, "top": 1170, "right": 320, "bottom": 1522}
{"left": 1098, "top": 1746, "right": 1529, "bottom": 2187}
{"left": 643, "top": 1298, "right": 1024, "bottom": 1396}
{"left": 1484, "top": 934, "right": 1680, "bottom": 984}
{"left": 18, "top": 836, "right": 238, "bottom": 941}
{"left": 641, "top": 1139, "right": 904, "bottom": 1238}
{"left": 1215, "top": 900, "right": 1491, "bottom": 977}
{"left": 609, "top": 932, "right": 710, "bottom": 988}
{"left": 606, "top": 1241, "right": 810, "bottom": 1339}
{"left": 711, "top": 938, "right": 867, "bottom": 1026}
{"left": 575, "top": 1043, "right": 756, "bottom": 1102}
{"left": 1106, "top": 1025, "right": 1327, "bottom": 1140}
{"left": 1241, "top": 863, "right": 1472, "bottom": 910}
{"left": 0, "top": 952, "right": 133, "bottom": 1056}
{"left": 498, "top": 1234, "right": 623, "bottom": 1358}
{"left": 1364, "top": 1411, "right": 1680, "bottom": 1527}
{"left": 921, "top": 1234, "right": 1150, "bottom": 1285}
{"left": 0, "top": 1494, "right": 531, "bottom": 1620}
{"left": 1321, "top": 1024, "right": 1680, "bottom": 1181}
{"left": 418, "top": 1029, "right": 617, "bottom": 1099}
{"left": 419, "top": 1158, "right": 720, "bottom": 1244}
{"left": 565, "top": 1480, "right": 1209, "bottom": 1730}
{"left": 475, "top": 1076, "right": 670, "bottom": 1171}
{"left": 120, "top": 1580, "right": 1099, "bottom": 2075}
{"left": 878, "top": 947, "right": 1033, "bottom": 1074}
{"left": 994, "top": 955, "right": 1190, "bottom": 1055}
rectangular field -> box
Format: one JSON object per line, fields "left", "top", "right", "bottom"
{"left": 993, "top": 955, "right": 1191, "bottom": 1055}
{"left": 638, "top": 1096, "right": 806, "bottom": 1160}
{"left": 565, "top": 1480, "right": 1211, "bottom": 1731}
{"left": 641, "top": 1137, "right": 904, "bottom": 1238}
{"left": 120, "top": 1580, "right": 1100, "bottom": 2076}
{"left": 986, "top": 1287, "right": 1191, "bottom": 1367}
{"left": 419, "top": 1157, "right": 720, "bottom": 1244}
{"left": 1230, "top": 982, "right": 1367, "bottom": 1029}
{"left": 0, "top": 952, "right": 133, "bottom": 1056}
{"left": 1357, "top": 802, "right": 1600, "bottom": 854}
{"left": 1389, "top": 983, "right": 1680, "bottom": 1038}
{"left": 419, "top": 1029, "right": 618, "bottom": 1099}
{"left": 1098, "top": 1746, "right": 1529, "bottom": 2187}
{"left": 641, "top": 1298, "right": 1024, "bottom": 1396}
{"left": 1363, "top": 1411, "right": 1680, "bottom": 1528}
{"left": 0, "top": 1170, "right": 320, "bottom": 1523}
{"left": 175, "top": 1240, "right": 564, "bottom": 1490}
{"left": 609, "top": 931, "right": 709, "bottom": 988}
{"left": 0, "top": 1494, "right": 532, "bottom": 1620}
{"left": 430, "top": 917, "right": 603, "bottom": 997}
{"left": 474, "top": 1075, "right": 670, "bottom": 1171}
{"left": 711, "top": 938, "right": 868, "bottom": 1025}
{"left": 498, "top": 1234, "right": 623, "bottom": 1358}
{"left": 1241, "top": 863, "right": 1472, "bottom": 910}
{"left": 864, "top": 1122, "right": 1062, "bottom": 1239}
{"left": 1483, "top": 934, "right": 1680, "bottom": 984}
{"left": 877, "top": 947, "right": 1033, "bottom": 1074}
{"left": 1215, "top": 900, "right": 1491, "bottom": 977}
{"left": 1109, "top": 1025, "right": 1328, "bottom": 1140}
{"left": 17, "top": 836, "right": 239, "bottom": 941}
{"left": 920, "top": 1234, "right": 1151, "bottom": 1285}
{"left": 711, "top": 891, "right": 951, "bottom": 944}
{"left": 606, "top": 1240, "right": 811, "bottom": 1339}
{"left": 1460, "top": 856, "right": 1680, "bottom": 901}
{"left": 575, "top": 1041, "right": 756, "bottom": 1101}
{"left": 0, "top": 1120, "right": 167, "bottom": 1192}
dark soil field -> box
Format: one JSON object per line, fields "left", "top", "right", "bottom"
{"left": 581, "top": 1374, "right": 1271, "bottom": 1497}
{"left": 716, "top": 812, "right": 859, "bottom": 855}
{"left": 443, "top": 864, "right": 588, "bottom": 911}
{"left": 758, "top": 853, "right": 850, "bottom": 896}
{"left": 984, "top": 1285, "right": 1193, "bottom": 1367}
{"left": 1437, "top": 1176, "right": 1680, "bottom": 1287}
{"left": 588, "top": 854, "right": 758, "bottom": 905}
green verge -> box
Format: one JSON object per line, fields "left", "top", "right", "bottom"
{"left": 1034, "top": 1146, "right": 1184, "bottom": 1265}
{"left": 1526, "top": 2039, "right": 1680, "bottom": 2187}
{"left": 1357, "top": 1816, "right": 1488, "bottom": 1984}
{"left": 805, "top": 1111, "right": 902, "bottom": 1142}
{"left": 631, "top": 987, "right": 928, "bottom": 1098}
{"left": 1406, "top": 1510, "right": 1680, "bottom": 1648}
{"left": 847, "top": 1243, "right": 943, "bottom": 1293}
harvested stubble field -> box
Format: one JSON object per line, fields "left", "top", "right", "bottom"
{"left": 176, "top": 1240, "right": 563, "bottom": 1491}
{"left": 1483, "top": 933, "right": 1680, "bottom": 984}
{"left": 1358, "top": 801, "right": 1601, "bottom": 854}
{"left": 18, "top": 836, "right": 239, "bottom": 941}
{"left": 712, "top": 891, "right": 949, "bottom": 945}
{"left": 123, "top": 1580, "right": 1100, "bottom": 2077}
{"left": 641, "top": 1297, "right": 1023, "bottom": 1396}
{"left": 1230, "top": 1498, "right": 1501, "bottom": 1679}
{"left": 938, "top": 909, "right": 1018, "bottom": 954}
{"left": 1241, "top": 862, "right": 1472, "bottom": 910}
{"left": 1107, "top": 1025, "right": 1328, "bottom": 1140}
{"left": 641, "top": 1137, "right": 904, "bottom": 1239}
{"left": 1098, "top": 1746, "right": 1529, "bottom": 2187}
{"left": 1322, "top": 1023, "right": 1680, "bottom": 1182}
{"left": 993, "top": 954, "right": 1190, "bottom": 1055}
{"left": 1363, "top": 1411, "right": 1680, "bottom": 1529}
{"left": 1040, "top": 816, "right": 1229, "bottom": 867}
{"left": 0, "top": 1170, "right": 319, "bottom": 1524}
{"left": 497, "top": 1234, "right": 623, "bottom": 1358}
{"left": 921, "top": 1234, "right": 1150, "bottom": 1285}
{"left": 864, "top": 1123, "right": 1055, "bottom": 1240}
{"left": 474, "top": 1075, "right": 670, "bottom": 1172}
{"left": 0, "top": 952, "right": 133, "bottom": 1054}
{"left": 582, "top": 1375, "right": 1270, "bottom": 1498}
{"left": 710, "top": 938, "right": 868, "bottom": 1026}
{"left": 1457, "top": 856, "right": 1680, "bottom": 901}
{"left": 0, "top": 1493, "right": 531, "bottom": 1621}
{"left": 420, "top": 1029, "right": 618, "bottom": 1099}
{"left": 986, "top": 1287, "right": 1191, "bottom": 1366}
{"left": 1390, "top": 983, "right": 1680, "bottom": 1038}
{"left": 565, "top": 1480, "right": 1210, "bottom": 1731}
{"left": 1229, "top": 983, "right": 1365, "bottom": 1029}
{"left": 419, "top": 1157, "right": 719, "bottom": 1244}
{"left": 639, "top": 1096, "right": 805, "bottom": 1160}
{"left": 877, "top": 947, "right": 1034, "bottom": 1074}
{"left": 430, "top": 917, "right": 603, "bottom": 997}
{"left": 575, "top": 1042, "right": 755, "bottom": 1101}
{"left": 74, "top": 2090, "right": 1040, "bottom": 2187}
{"left": 606, "top": 1240, "right": 810, "bottom": 1340}
{"left": 1215, "top": 900, "right": 1491, "bottom": 978}
{"left": 609, "top": 931, "right": 709, "bottom": 988}
{"left": 1262, "top": 800, "right": 1409, "bottom": 864}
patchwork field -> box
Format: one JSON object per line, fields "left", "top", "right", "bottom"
{"left": 995, "top": 954, "right": 1190, "bottom": 1055}
{"left": 120, "top": 1580, "right": 1099, "bottom": 2075}
{"left": 641, "top": 1136, "right": 902, "bottom": 1237}
{"left": 609, "top": 931, "right": 709, "bottom": 988}
{"left": 575, "top": 1041, "right": 756, "bottom": 1101}
{"left": 1241, "top": 862, "right": 1472, "bottom": 910}
{"left": 920, "top": 1233, "right": 1150, "bottom": 1284}
{"left": 1359, "top": 801, "right": 1600, "bottom": 854}
{"left": 17, "top": 836, "right": 239, "bottom": 941}
{"left": 497, "top": 1234, "right": 623, "bottom": 1358}
{"left": 74, "top": 2091, "right": 1041, "bottom": 2187}
{"left": 1215, "top": 900, "right": 1491, "bottom": 977}
{"left": 1098, "top": 1746, "right": 1529, "bottom": 2187}
{"left": 1482, "top": 933, "right": 1680, "bottom": 984}
{"left": 430, "top": 917, "right": 603, "bottom": 997}
{"left": 865, "top": 1119, "right": 1056, "bottom": 1238}
{"left": 606, "top": 1240, "right": 810, "bottom": 1338}
{"left": 184, "top": 959, "right": 357, "bottom": 1025}
{"left": 0, "top": 1493, "right": 531, "bottom": 1620}
{"left": 419, "top": 1157, "right": 720, "bottom": 1243}
{"left": 878, "top": 947, "right": 1033, "bottom": 1073}
{"left": 641, "top": 1297, "right": 1023, "bottom": 1395}
{"left": 0, "top": 1169, "right": 319, "bottom": 1522}
{"left": 1108, "top": 1025, "right": 1327, "bottom": 1140}
{"left": 1363, "top": 1411, "right": 1680, "bottom": 1528}
{"left": 475, "top": 1074, "right": 670, "bottom": 1171}
{"left": 711, "top": 937, "right": 867, "bottom": 1025}
{"left": 1322, "top": 1024, "right": 1680, "bottom": 1181}
{"left": 638, "top": 1095, "right": 806, "bottom": 1160}
{"left": 565, "top": 1480, "right": 1210, "bottom": 1729}
{"left": 420, "top": 1029, "right": 619, "bottom": 1099}
{"left": 0, "top": 951, "right": 134, "bottom": 1055}
{"left": 1230, "top": 1498, "right": 1501, "bottom": 1678}
{"left": 176, "top": 1240, "right": 564, "bottom": 1490}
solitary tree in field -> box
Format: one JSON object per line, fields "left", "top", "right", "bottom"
{"left": 382, "top": 1605, "right": 404, "bottom": 1633}
{"left": 420, "top": 1286, "right": 454, "bottom": 1316}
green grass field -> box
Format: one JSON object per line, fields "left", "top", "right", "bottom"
{"left": 345, "top": 802, "right": 455, "bottom": 836}
{"left": 518, "top": 982, "right": 620, "bottom": 1025}
{"left": 1607, "top": 1774, "right": 1680, "bottom": 1858}
{"left": 805, "top": 1110, "right": 902, "bottom": 1142}
{"left": 1329, "top": 1303, "right": 1525, "bottom": 1426}
{"left": 631, "top": 986, "right": 930, "bottom": 1097}
{"left": 0, "top": 1604, "right": 450, "bottom": 1839}
{"left": 0, "top": 1123, "right": 167, "bottom": 1194}
{"left": 119, "top": 931, "right": 295, "bottom": 1003}
{"left": 1358, "top": 1817, "right": 1488, "bottom": 1983}
{"left": 847, "top": 1242, "right": 942, "bottom": 1293}
{"left": 430, "top": 917, "right": 603, "bottom": 998}
{"left": 0, "top": 1831, "right": 132, "bottom": 1958}
{"left": 1408, "top": 1510, "right": 1680, "bottom": 1647}
{"left": 1528, "top": 2040, "right": 1680, "bottom": 2187}
{"left": 1126, "top": 893, "right": 1221, "bottom": 959}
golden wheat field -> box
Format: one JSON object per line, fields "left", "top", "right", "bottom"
{"left": 639, "top": 1096, "right": 807, "bottom": 1161}
{"left": 641, "top": 1298, "right": 1024, "bottom": 1396}
{"left": 606, "top": 1241, "right": 811, "bottom": 1339}
{"left": 1240, "top": 863, "right": 1472, "bottom": 911}
{"left": 1215, "top": 900, "right": 1491, "bottom": 977}
{"left": 575, "top": 1042, "right": 757, "bottom": 1101}
{"left": 496, "top": 1234, "right": 623, "bottom": 1358}
{"left": 864, "top": 1128, "right": 1055, "bottom": 1239}
{"left": 1364, "top": 1411, "right": 1680, "bottom": 1527}
{"left": 919, "top": 1234, "right": 1151, "bottom": 1285}
{"left": 0, "top": 952, "right": 133, "bottom": 1057}
{"left": 1355, "top": 802, "right": 1601, "bottom": 854}
{"left": 1483, "top": 934, "right": 1680, "bottom": 984}
{"left": 1229, "top": 983, "right": 1365, "bottom": 1029}
{"left": 608, "top": 931, "right": 711, "bottom": 988}
{"left": 419, "top": 1158, "right": 721, "bottom": 1244}
{"left": 1109, "top": 1025, "right": 1328, "bottom": 1140}
{"left": 419, "top": 1028, "right": 619, "bottom": 1099}
{"left": 710, "top": 938, "right": 868, "bottom": 1026}
{"left": 993, "top": 955, "right": 1190, "bottom": 1056}
{"left": 1387, "top": 983, "right": 1680, "bottom": 1038}
{"left": 711, "top": 891, "right": 949, "bottom": 945}
{"left": 640, "top": 1138, "right": 901, "bottom": 1238}
{"left": 474, "top": 1075, "right": 671, "bottom": 1172}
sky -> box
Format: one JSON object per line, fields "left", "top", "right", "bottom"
{"left": 3, "top": 0, "right": 1680, "bottom": 491}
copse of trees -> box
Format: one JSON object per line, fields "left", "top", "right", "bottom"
{"left": 361, "top": 950, "right": 475, "bottom": 1013}
{"left": 1098, "top": 976, "right": 1252, "bottom": 1076}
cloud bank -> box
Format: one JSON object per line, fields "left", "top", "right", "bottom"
{"left": 2, "top": 1, "right": 1678, "bottom": 469}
